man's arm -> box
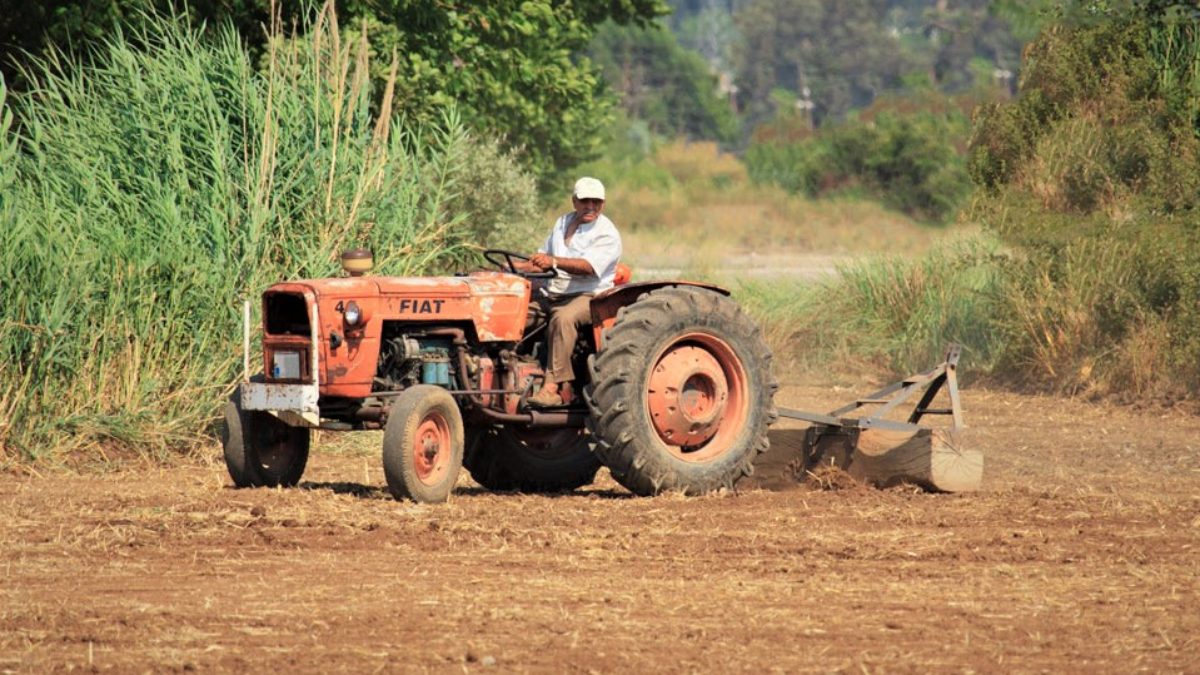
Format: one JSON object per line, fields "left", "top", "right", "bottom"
{"left": 528, "top": 253, "right": 594, "bottom": 275}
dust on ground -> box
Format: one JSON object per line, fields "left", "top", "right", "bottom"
{"left": 2, "top": 384, "right": 1198, "bottom": 672}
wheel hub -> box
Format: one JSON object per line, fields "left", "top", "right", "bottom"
{"left": 647, "top": 344, "right": 729, "bottom": 448}
{"left": 414, "top": 414, "right": 451, "bottom": 485}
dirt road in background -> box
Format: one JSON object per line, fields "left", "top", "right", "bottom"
{"left": 2, "top": 384, "right": 1198, "bottom": 672}
{"left": 635, "top": 253, "right": 849, "bottom": 282}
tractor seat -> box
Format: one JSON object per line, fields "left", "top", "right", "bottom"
{"left": 614, "top": 262, "right": 632, "bottom": 286}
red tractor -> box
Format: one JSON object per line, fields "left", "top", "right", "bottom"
{"left": 223, "top": 249, "right": 778, "bottom": 502}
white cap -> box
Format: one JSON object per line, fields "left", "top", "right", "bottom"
{"left": 573, "top": 176, "right": 606, "bottom": 201}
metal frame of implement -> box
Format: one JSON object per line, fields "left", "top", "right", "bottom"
{"left": 776, "top": 345, "right": 982, "bottom": 492}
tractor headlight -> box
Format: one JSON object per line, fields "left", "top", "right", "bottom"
{"left": 344, "top": 301, "right": 362, "bottom": 326}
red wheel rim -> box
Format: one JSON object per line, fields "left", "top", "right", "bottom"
{"left": 413, "top": 412, "right": 452, "bottom": 486}
{"left": 646, "top": 333, "right": 748, "bottom": 463}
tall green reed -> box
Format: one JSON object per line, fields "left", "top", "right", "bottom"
{"left": 1148, "top": 5, "right": 1200, "bottom": 128}
{"left": 0, "top": 5, "right": 475, "bottom": 461}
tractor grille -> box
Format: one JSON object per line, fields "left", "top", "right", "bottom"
{"left": 264, "top": 292, "right": 310, "bottom": 336}
{"left": 263, "top": 291, "right": 313, "bottom": 382}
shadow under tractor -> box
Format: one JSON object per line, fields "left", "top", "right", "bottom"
{"left": 223, "top": 249, "right": 779, "bottom": 502}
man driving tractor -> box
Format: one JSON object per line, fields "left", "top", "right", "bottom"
{"left": 228, "top": 173, "right": 781, "bottom": 502}
{"left": 516, "top": 176, "right": 622, "bottom": 408}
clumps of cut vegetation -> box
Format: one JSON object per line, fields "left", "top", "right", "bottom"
{"left": 804, "top": 465, "right": 867, "bottom": 492}
{"left": 0, "top": 6, "right": 539, "bottom": 461}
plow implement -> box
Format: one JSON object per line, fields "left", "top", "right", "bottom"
{"left": 748, "top": 345, "right": 982, "bottom": 492}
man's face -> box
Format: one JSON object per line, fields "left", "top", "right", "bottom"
{"left": 572, "top": 196, "right": 605, "bottom": 223}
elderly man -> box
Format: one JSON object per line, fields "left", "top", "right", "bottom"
{"left": 520, "top": 177, "right": 622, "bottom": 408}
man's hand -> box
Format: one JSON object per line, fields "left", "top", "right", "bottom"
{"left": 524, "top": 253, "right": 593, "bottom": 276}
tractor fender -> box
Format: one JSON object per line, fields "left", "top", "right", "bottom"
{"left": 589, "top": 280, "right": 730, "bottom": 350}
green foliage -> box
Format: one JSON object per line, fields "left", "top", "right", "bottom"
{"left": 0, "top": 9, "right": 539, "bottom": 459}
{"left": 588, "top": 20, "right": 738, "bottom": 143}
{"left": 0, "top": 0, "right": 272, "bottom": 88}
{"left": 966, "top": 3, "right": 1200, "bottom": 398}
{"left": 1144, "top": 3, "right": 1200, "bottom": 130}
{"left": 338, "top": 1, "right": 666, "bottom": 185}
{"left": 570, "top": 110, "right": 676, "bottom": 195}
{"left": 667, "top": 4, "right": 737, "bottom": 75}
{"left": 729, "top": 0, "right": 1025, "bottom": 130}
{"left": 991, "top": 0, "right": 1060, "bottom": 43}
{"left": 1, "top": 0, "right": 669, "bottom": 189}
{"left": 453, "top": 135, "right": 543, "bottom": 253}
{"left": 733, "top": 0, "right": 917, "bottom": 127}
{"left": 738, "top": 0, "right": 1200, "bottom": 397}
{"left": 746, "top": 94, "right": 975, "bottom": 222}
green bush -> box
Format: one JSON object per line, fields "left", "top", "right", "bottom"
{"left": 0, "top": 9, "right": 533, "bottom": 460}
{"left": 587, "top": 20, "right": 739, "bottom": 144}
{"left": 451, "top": 134, "right": 543, "bottom": 253}
{"left": 967, "top": 4, "right": 1200, "bottom": 399}
{"left": 746, "top": 95, "right": 975, "bottom": 223}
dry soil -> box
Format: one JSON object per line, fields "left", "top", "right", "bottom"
{"left": 2, "top": 384, "right": 1198, "bottom": 673}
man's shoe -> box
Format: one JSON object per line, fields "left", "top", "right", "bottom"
{"left": 526, "top": 388, "right": 563, "bottom": 408}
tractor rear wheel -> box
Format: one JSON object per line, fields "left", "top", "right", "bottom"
{"left": 382, "top": 385, "right": 464, "bottom": 503}
{"left": 464, "top": 426, "right": 599, "bottom": 493}
{"left": 222, "top": 393, "right": 310, "bottom": 488}
{"left": 585, "top": 286, "right": 778, "bottom": 496}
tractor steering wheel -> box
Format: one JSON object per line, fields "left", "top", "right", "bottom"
{"left": 483, "top": 249, "right": 556, "bottom": 279}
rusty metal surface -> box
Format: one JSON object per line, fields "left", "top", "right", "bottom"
{"left": 768, "top": 345, "right": 979, "bottom": 493}
{"left": 260, "top": 273, "right": 532, "bottom": 399}
{"left": 240, "top": 381, "right": 320, "bottom": 427}
{"left": 778, "top": 344, "right": 963, "bottom": 433}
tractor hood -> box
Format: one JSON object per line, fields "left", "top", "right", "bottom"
{"left": 272, "top": 271, "right": 529, "bottom": 299}
{"left": 263, "top": 271, "right": 532, "bottom": 345}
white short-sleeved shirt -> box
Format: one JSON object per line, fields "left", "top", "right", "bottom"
{"left": 538, "top": 212, "right": 622, "bottom": 296}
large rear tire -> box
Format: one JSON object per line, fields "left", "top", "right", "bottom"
{"left": 222, "top": 392, "right": 310, "bottom": 488}
{"left": 464, "top": 426, "right": 600, "bottom": 493}
{"left": 585, "top": 286, "right": 778, "bottom": 496}
{"left": 382, "top": 385, "right": 464, "bottom": 503}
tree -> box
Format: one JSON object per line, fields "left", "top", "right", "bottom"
{"left": 588, "top": 20, "right": 738, "bottom": 142}
{"left": 0, "top": 0, "right": 670, "bottom": 184}
{"left": 732, "top": 0, "right": 916, "bottom": 129}
{"left": 665, "top": 0, "right": 1030, "bottom": 132}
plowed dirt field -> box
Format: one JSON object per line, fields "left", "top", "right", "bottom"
{"left": 3, "top": 384, "right": 1198, "bottom": 673}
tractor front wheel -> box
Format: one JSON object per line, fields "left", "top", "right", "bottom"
{"left": 382, "top": 385, "right": 464, "bottom": 503}
{"left": 222, "top": 393, "right": 310, "bottom": 488}
{"left": 585, "top": 286, "right": 778, "bottom": 496}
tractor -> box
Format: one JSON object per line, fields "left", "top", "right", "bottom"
{"left": 223, "top": 249, "right": 778, "bottom": 502}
